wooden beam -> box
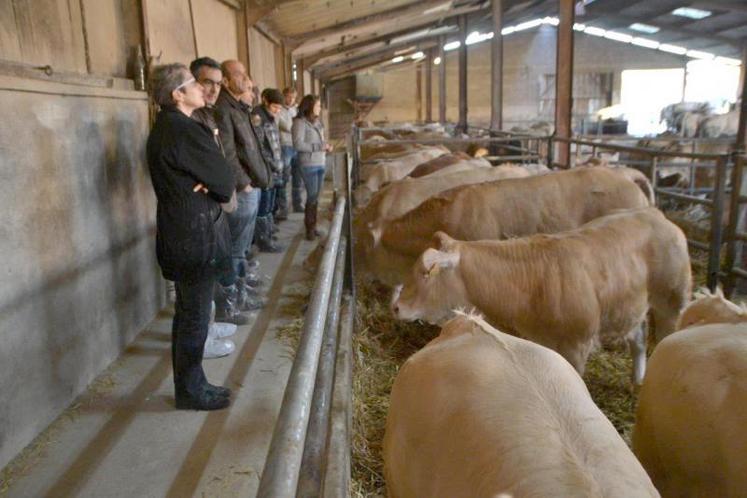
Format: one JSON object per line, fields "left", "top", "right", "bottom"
{"left": 296, "top": 59, "right": 305, "bottom": 96}
{"left": 425, "top": 49, "right": 433, "bottom": 122}
{"left": 438, "top": 36, "right": 446, "bottom": 124}
{"left": 289, "top": 0, "right": 459, "bottom": 45}
{"left": 245, "top": 3, "right": 275, "bottom": 27}
{"left": 416, "top": 63, "right": 423, "bottom": 122}
{"left": 320, "top": 41, "right": 438, "bottom": 80}
{"left": 457, "top": 15, "right": 468, "bottom": 133}
{"left": 490, "top": 0, "right": 503, "bottom": 132}
{"left": 554, "top": 0, "right": 575, "bottom": 168}
{"left": 737, "top": 45, "right": 747, "bottom": 151}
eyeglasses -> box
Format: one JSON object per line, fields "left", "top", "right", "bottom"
{"left": 199, "top": 79, "right": 222, "bottom": 87}
{"left": 175, "top": 77, "right": 196, "bottom": 91}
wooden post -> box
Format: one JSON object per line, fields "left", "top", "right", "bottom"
{"left": 554, "top": 0, "right": 575, "bottom": 168}
{"left": 416, "top": 63, "right": 424, "bottom": 123}
{"left": 425, "top": 49, "right": 433, "bottom": 123}
{"left": 736, "top": 45, "right": 747, "bottom": 152}
{"left": 438, "top": 37, "right": 446, "bottom": 124}
{"left": 297, "top": 59, "right": 305, "bottom": 96}
{"left": 457, "top": 15, "right": 468, "bottom": 133}
{"left": 490, "top": 0, "right": 503, "bottom": 132}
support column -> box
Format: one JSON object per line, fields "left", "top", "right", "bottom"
{"left": 297, "top": 59, "right": 305, "bottom": 96}
{"left": 457, "top": 15, "right": 468, "bottom": 133}
{"left": 438, "top": 37, "right": 446, "bottom": 124}
{"left": 425, "top": 49, "right": 433, "bottom": 123}
{"left": 490, "top": 0, "right": 503, "bottom": 132}
{"left": 416, "top": 63, "right": 423, "bottom": 122}
{"left": 554, "top": 0, "right": 575, "bottom": 168}
{"left": 736, "top": 45, "right": 747, "bottom": 152}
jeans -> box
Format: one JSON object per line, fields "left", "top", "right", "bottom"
{"left": 173, "top": 274, "right": 214, "bottom": 397}
{"left": 258, "top": 188, "right": 276, "bottom": 217}
{"left": 223, "top": 188, "right": 259, "bottom": 285}
{"left": 275, "top": 150, "right": 292, "bottom": 215}
{"left": 289, "top": 149, "right": 304, "bottom": 209}
{"left": 301, "top": 166, "right": 326, "bottom": 204}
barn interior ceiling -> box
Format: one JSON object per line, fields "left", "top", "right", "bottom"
{"left": 255, "top": 0, "right": 747, "bottom": 80}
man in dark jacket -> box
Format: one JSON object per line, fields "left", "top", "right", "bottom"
{"left": 214, "top": 60, "right": 272, "bottom": 320}
{"left": 190, "top": 57, "right": 264, "bottom": 330}
{"left": 146, "top": 63, "right": 234, "bottom": 411}
{"left": 253, "top": 88, "right": 286, "bottom": 253}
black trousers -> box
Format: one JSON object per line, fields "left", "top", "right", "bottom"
{"left": 172, "top": 274, "right": 215, "bottom": 397}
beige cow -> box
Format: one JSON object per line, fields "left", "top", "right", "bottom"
{"left": 676, "top": 287, "right": 747, "bottom": 330}
{"left": 384, "top": 313, "right": 660, "bottom": 498}
{"left": 365, "top": 167, "right": 654, "bottom": 286}
{"left": 354, "top": 165, "right": 530, "bottom": 267}
{"left": 633, "top": 322, "right": 747, "bottom": 497}
{"left": 391, "top": 207, "right": 692, "bottom": 382}
{"left": 356, "top": 146, "right": 449, "bottom": 205}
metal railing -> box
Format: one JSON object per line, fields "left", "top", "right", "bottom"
{"left": 724, "top": 154, "right": 747, "bottom": 296}
{"left": 256, "top": 156, "right": 355, "bottom": 497}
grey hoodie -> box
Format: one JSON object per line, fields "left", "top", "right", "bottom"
{"left": 292, "top": 117, "right": 326, "bottom": 168}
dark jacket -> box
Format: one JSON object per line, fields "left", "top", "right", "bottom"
{"left": 192, "top": 105, "right": 224, "bottom": 155}
{"left": 214, "top": 90, "right": 272, "bottom": 190}
{"left": 147, "top": 107, "right": 235, "bottom": 281}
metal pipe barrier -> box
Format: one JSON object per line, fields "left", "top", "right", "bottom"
{"left": 724, "top": 155, "right": 747, "bottom": 295}
{"left": 296, "top": 237, "right": 348, "bottom": 497}
{"left": 257, "top": 198, "right": 348, "bottom": 498}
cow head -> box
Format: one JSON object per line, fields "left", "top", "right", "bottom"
{"left": 676, "top": 287, "right": 747, "bottom": 331}
{"left": 391, "top": 232, "right": 468, "bottom": 324}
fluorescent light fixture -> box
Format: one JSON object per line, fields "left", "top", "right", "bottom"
{"left": 515, "top": 19, "right": 543, "bottom": 31}
{"left": 433, "top": 56, "right": 442, "bottom": 65}
{"left": 422, "top": 1, "right": 451, "bottom": 16}
{"left": 502, "top": 25, "right": 516, "bottom": 35}
{"left": 390, "top": 29, "right": 430, "bottom": 45}
{"left": 631, "top": 37, "right": 660, "bottom": 49}
{"left": 391, "top": 56, "right": 404, "bottom": 63}
{"left": 584, "top": 26, "right": 606, "bottom": 37}
{"left": 444, "top": 40, "right": 461, "bottom": 51}
{"left": 543, "top": 16, "right": 559, "bottom": 26}
{"left": 411, "top": 51, "right": 425, "bottom": 60}
{"left": 672, "top": 7, "right": 711, "bottom": 19}
{"left": 604, "top": 31, "right": 633, "bottom": 43}
{"left": 715, "top": 56, "right": 742, "bottom": 66}
{"left": 465, "top": 31, "right": 493, "bottom": 45}
{"left": 629, "top": 23, "right": 659, "bottom": 34}
{"left": 573, "top": 23, "right": 587, "bottom": 31}
{"left": 687, "top": 49, "right": 715, "bottom": 60}
{"left": 659, "top": 43, "right": 687, "bottom": 55}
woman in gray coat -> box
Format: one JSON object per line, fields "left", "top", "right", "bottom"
{"left": 292, "top": 94, "right": 332, "bottom": 240}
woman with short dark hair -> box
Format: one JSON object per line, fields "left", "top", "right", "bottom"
{"left": 147, "top": 63, "right": 235, "bottom": 411}
{"left": 292, "top": 94, "right": 332, "bottom": 240}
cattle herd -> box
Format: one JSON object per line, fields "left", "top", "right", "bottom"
{"left": 350, "top": 127, "right": 747, "bottom": 498}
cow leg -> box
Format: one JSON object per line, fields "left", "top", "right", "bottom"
{"left": 626, "top": 323, "right": 647, "bottom": 386}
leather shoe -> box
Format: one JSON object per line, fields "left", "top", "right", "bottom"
{"left": 175, "top": 389, "right": 230, "bottom": 411}
{"left": 205, "top": 383, "right": 231, "bottom": 398}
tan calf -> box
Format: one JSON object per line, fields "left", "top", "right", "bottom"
{"left": 392, "top": 208, "right": 692, "bottom": 383}
{"left": 384, "top": 313, "right": 660, "bottom": 498}
{"left": 676, "top": 287, "right": 747, "bottom": 330}
{"left": 368, "top": 166, "right": 653, "bottom": 286}
{"left": 633, "top": 323, "right": 747, "bottom": 497}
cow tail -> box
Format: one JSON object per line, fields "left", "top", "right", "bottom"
{"left": 620, "top": 168, "right": 656, "bottom": 206}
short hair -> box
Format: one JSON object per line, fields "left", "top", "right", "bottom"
{"left": 262, "top": 88, "right": 284, "bottom": 105}
{"left": 149, "top": 63, "right": 190, "bottom": 107}
{"left": 189, "top": 57, "right": 221, "bottom": 78}
{"left": 297, "top": 94, "right": 321, "bottom": 119}
{"left": 282, "top": 87, "right": 297, "bottom": 96}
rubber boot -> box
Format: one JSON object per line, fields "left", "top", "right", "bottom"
{"left": 304, "top": 201, "right": 319, "bottom": 241}
{"left": 214, "top": 284, "right": 250, "bottom": 325}
{"left": 256, "top": 216, "right": 284, "bottom": 253}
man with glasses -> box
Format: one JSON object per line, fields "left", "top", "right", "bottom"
{"left": 214, "top": 60, "right": 272, "bottom": 327}
{"left": 147, "top": 63, "right": 234, "bottom": 410}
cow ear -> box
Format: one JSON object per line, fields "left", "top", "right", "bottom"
{"left": 422, "top": 248, "right": 460, "bottom": 276}
{"left": 432, "top": 231, "right": 457, "bottom": 251}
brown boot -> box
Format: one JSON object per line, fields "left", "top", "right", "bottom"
{"left": 304, "top": 201, "right": 318, "bottom": 240}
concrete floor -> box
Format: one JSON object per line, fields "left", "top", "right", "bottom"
{"left": 0, "top": 211, "right": 323, "bottom": 498}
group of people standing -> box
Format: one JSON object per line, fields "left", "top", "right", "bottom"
{"left": 146, "top": 58, "right": 331, "bottom": 410}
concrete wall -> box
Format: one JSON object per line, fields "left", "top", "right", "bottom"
{"left": 0, "top": 0, "right": 288, "bottom": 471}
{"left": 366, "top": 26, "right": 685, "bottom": 126}
{"left": 0, "top": 77, "right": 160, "bottom": 470}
